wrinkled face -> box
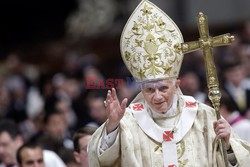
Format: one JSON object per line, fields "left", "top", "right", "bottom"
{"left": 142, "top": 79, "right": 180, "bottom": 113}
{"left": 74, "top": 135, "right": 91, "bottom": 167}
{"left": 0, "top": 132, "right": 22, "bottom": 165}
{"left": 19, "top": 147, "right": 44, "bottom": 167}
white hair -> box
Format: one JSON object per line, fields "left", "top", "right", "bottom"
{"left": 169, "top": 78, "right": 176, "bottom": 83}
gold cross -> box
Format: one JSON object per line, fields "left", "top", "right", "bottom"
{"left": 177, "top": 12, "right": 234, "bottom": 112}
{"left": 177, "top": 12, "right": 235, "bottom": 167}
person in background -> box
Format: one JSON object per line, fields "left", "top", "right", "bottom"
{"left": 220, "top": 92, "right": 250, "bottom": 143}
{"left": 73, "top": 128, "right": 92, "bottom": 167}
{"left": 33, "top": 110, "right": 73, "bottom": 153}
{"left": 180, "top": 72, "right": 206, "bottom": 103}
{"left": 16, "top": 142, "right": 44, "bottom": 167}
{"left": 222, "top": 58, "right": 250, "bottom": 115}
{"left": 0, "top": 119, "right": 24, "bottom": 167}
{"left": 43, "top": 150, "right": 66, "bottom": 167}
{"left": 86, "top": 91, "right": 107, "bottom": 126}
{"left": 0, "top": 119, "right": 66, "bottom": 167}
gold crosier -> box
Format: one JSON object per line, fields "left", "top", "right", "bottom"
{"left": 177, "top": 12, "right": 234, "bottom": 167}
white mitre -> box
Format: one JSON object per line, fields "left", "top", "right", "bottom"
{"left": 120, "top": 0, "right": 184, "bottom": 82}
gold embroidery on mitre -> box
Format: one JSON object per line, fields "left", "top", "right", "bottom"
{"left": 120, "top": 0, "right": 184, "bottom": 80}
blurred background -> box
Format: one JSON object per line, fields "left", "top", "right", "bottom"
{"left": 0, "top": 0, "right": 250, "bottom": 166}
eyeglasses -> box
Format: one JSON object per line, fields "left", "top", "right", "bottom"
{"left": 80, "top": 146, "right": 88, "bottom": 153}
{"left": 143, "top": 86, "right": 170, "bottom": 95}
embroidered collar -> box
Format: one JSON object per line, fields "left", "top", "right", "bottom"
{"left": 131, "top": 95, "right": 198, "bottom": 143}
{"left": 131, "top": 95, "right": 198, "bottom": 167}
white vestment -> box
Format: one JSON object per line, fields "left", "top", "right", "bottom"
{"left": 88, "top": 94, "right": 250, "bottom": 167}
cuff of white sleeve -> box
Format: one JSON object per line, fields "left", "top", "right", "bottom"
{"left": 99, "top": 126, "right": 119, "bottom": 154}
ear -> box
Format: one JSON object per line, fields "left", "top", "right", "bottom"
{"left": 73, "top": 151, "right": 81, "bottom": 163}
{"left": 15, "top": 135, "right": 24, "bottom": 148}
{"left": 175, "top": 79, "right": 181, "bottom": 89}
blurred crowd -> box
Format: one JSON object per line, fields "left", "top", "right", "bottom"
{"left": 0, "top": 21, "right": 250, "bottom": 167}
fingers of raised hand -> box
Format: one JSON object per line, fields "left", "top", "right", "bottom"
{"left": 105, "top": 89, "right": 120, "bottom": 114}
{"left": 111, "top": 88, "right": 118, "bottom": 101}
{"left": 104, "top": 90, "right": 112, "bottom": 114}
{"left": 107, "top": 90, "right": 113, "bottom": 103}
{"left": 120, "top": 98, "right": 128, "bottom": 113}
{"left": 110, "top": 98, "right": 127, "bottom": 122}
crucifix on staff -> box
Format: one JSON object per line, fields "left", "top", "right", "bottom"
{"left": 177, "top": 12, "right": 235, "bottom": 167}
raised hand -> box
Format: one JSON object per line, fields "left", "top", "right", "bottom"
{"left": 105, "top": 88, "right": 128, "bottom": 134}
{"left": 213, "top": 119, "right": 231, "bottom": 150}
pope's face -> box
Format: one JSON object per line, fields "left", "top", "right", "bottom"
{"left": 142, "top": 79, "right": 180, "bottom": 113}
